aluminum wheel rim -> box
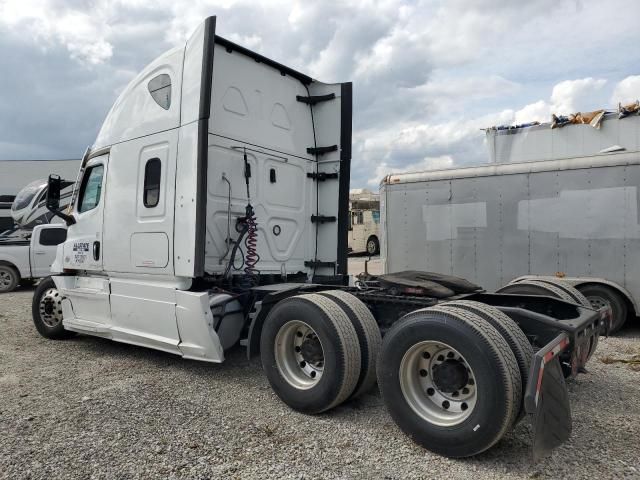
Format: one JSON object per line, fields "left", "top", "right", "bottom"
{"left": 367, "top": 240, "right": 376, "bottom": 254}
{"left": 0, "top": 270, "right": 14, "bottom": 291}
{"left": 400, "top": 341, "right": 477, "bottom": 427}
{"left": 39, "top": 288, "right": 64, "bottom": 328}
{"left": 274, "top": 320, "right": 324, "bottom": 389}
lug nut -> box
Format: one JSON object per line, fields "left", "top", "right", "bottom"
{"left": 295, "top": 346, "right": 301, "bottom": 353}
{"left": 468, "top": 379, "right": 475, "bottom": 386}
{"left": 452, "top": 391, "right": 459, "bottom": 397}
{"left": 422, "top": 352, "right": 431, "bottom": 359}
{"left": 447, "top": 352, "right": 454, "bottom": 358}
{"left": 462, "top": 387, "right": 469, "bottom": 394}
{"left": 419, "top": 369, "right": 428, "bottom": 377}
{"left": 442, "top": 401, "right": 450, "bottom": 409}
{"left": 300, "top": 361, "right": 306, "bottom": 368}
{"left": 461, "top": 403, "right": 468, "bottom": 411}
{"left": 296, "top": 331, "right": 303, "bottom": 338}
{"left": 437, "top": 355, "right": 444, "bottom": 361}
{"left": 426, "top": 388, "right": 435, "bottom": 396}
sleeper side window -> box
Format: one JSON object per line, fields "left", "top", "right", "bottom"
{"left": 78, "top": 165, "right": 104, "bottom": 213}
{"left": 148, "top": 74, "right": 171, "bottom": 110}
{"left": 143, "top": 158, "right": 161, "bottom": 208}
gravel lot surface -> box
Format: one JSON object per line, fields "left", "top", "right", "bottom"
{"left": 1, "top": 287, "right": 639, "bottom": 480}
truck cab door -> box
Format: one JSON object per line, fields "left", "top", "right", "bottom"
{"left": 62, "top": 155, "right": 108, "bottom": 271}
{"left": 30, "top": 225, "right": 67, "bottom": 278}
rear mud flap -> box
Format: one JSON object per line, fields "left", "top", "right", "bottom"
{"left": 524, "top": 334, "right": 572, "bottom": 460}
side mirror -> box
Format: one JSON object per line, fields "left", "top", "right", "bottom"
{"left": 46, "top": 174, "right": 75, "bottom": 226}
{"left": 46, "top": 175, "right": 61, "bottom": 211}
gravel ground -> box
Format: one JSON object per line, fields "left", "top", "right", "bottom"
{"left": 1, "top": 287, "right": 639, "bottom": 480}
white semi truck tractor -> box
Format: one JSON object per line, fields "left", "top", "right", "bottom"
{"left": 32, "top": 16, "right": 606, "bottom": 459}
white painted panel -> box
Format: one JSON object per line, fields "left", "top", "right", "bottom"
{"left": 109, "top": 278, "right": 180, "bottom": 354}
{"left": 209, "top": 44, "right": 314, "bottom": 159}
{"left": 102, "top": 130, "right": 178, "bottom": 276}
{"left": 131, "top": 232, "right": 169, "bottom": 268}
{"left": 94, "top": 47, "right": 183, "bottom": 149}
{"left": 422, "top": 202, "right": 487, "bottom": 241}
{"left": 517, "top": 187, "right": 640, "bottom": 239}
{"left": 180, "top": 21, "right": 205, "bottom": 126}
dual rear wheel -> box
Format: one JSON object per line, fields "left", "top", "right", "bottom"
{"left": 260, "top": 291, "right": 381, "bottom": 414}
{"left": 261, "top": 292, "right": 529, "bottom": 458}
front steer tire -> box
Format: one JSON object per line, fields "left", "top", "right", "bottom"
{"left": 31, "top": 277, "right": 75, "bottom": 340}
{"left": 378, "top": 306, "right": 521, "bottom": 458}
{"left": 260, "top": 293, "right": 361, "bottom": 414}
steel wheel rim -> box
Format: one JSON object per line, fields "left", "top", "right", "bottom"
{"left": 39, "top": 288, "right": 64, "bottom": 328}
{"left": 400, "top": 341, "right": 477, "bottom": 426}
{"left": 0, "top": 270, "right": 14, "bottom": 291}
{"left": 274, "top": 320, "right": 324, "bottom": 389}
{"left": 586, "top": 295, "right": 609, "bottom": 311}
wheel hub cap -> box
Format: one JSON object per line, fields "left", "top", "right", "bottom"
{"left": 0, "top": 271, "right": 13, "bottom": 289}
{"left": 39, "top": 288, "right": 64, "bottom": 328}
{"left": 432, "top": 359, "right": 469, "bottom": 393}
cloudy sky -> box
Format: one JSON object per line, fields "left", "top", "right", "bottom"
{"left": 1, "top": 0, "right": 639, "bottom": 188}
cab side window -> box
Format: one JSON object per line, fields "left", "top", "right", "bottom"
{"left": 78, "top": 165, "right": 104, "bottom": 213}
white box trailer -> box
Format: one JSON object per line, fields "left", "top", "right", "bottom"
{"left": 381, "top": 115, "right": 640, "bottom": 332}
{"left": 31, "top": 16, "right": 605, "bottom": 459}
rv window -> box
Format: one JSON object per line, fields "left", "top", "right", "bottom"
{"left": 372, "top": 211, "right": 380, "bottom": 224}
{"left": 78, "top": 165, "right": 104, "bottom": 213}
{"left": 143, "top": 158, "right": 161, "bottom": 208}
{"left": 148, "top": 74, "right": 171, "bottom": 110}
{"left": 39, "top": 228, "right": 67, "bottom": 246}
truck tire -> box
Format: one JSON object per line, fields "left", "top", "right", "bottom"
{"left": 576, "top": 284, "right": 628, "bottom": 334}
{"left": 260, "top": 293, "right": 361, "bottom": 414}
{"left": 366, "top": 236, "right": 379, "bottom": 255}
{"left": 0, "top": 264, "right": 20, "bottom": 293}
{"left": 440, "top": 300, "right": 532, "bottom": 421}
{"left": 31, "top": 277, "right": 75, "bottom": 340}
{"left": 514, "top": 278, "right": 591, "bottom": 307}
{"left": 378, "top": 306, "right": 521, "bottom": 458}
{"left": 497, "top": 280, "right": 575, "bottom": 303}
{"left": 319, "top": 290, "right": 382, "bottom": 399}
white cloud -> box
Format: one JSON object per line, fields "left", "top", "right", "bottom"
{"left": 549, "top": 77, "right": 607, "bottom": 114}
{"left": 0, "top": 1, "right": 113, "bottom": 64}
{"left": 611, "top": 75, "right": 640, "bottom": 105}
{"left": 0, "top": 0, "right": 639, "bottom": 187}
{"left": 514, "top": 100, "right": 550, "bottom": 124}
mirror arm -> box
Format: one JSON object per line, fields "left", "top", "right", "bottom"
{"left": 46, "top": 206, "right": 76, "bottom": 226}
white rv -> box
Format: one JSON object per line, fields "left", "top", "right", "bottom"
{"left": 31, "top": 17, "right": 604, "bottom": 459}
{"left": 348, "top": 189, "right": 380, "bottom": 255}
{"left": 0, "top": 159, "right": 78, "bottom": 234}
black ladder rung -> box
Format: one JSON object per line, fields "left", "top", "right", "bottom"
{"left": 307, "top": 145, "right": 337, "bottom": 155}
{"left": 311, "top": 215, "right": 337, "bottom": 224}
{"left": 304, "top": 260, "right": 336, "bottom": 268}
{"left": 296, "top": 93, "right": 336, "bottom": 105}
{"left": 307, "top": 172, "right": 339, "bottom": 181}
